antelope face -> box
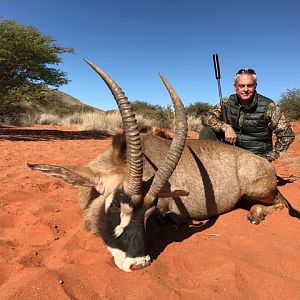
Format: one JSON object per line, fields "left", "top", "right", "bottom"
{"left": 101, "top": 187, "right": 153, "bottom": 272}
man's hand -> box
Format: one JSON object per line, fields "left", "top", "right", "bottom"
{"left": 224, "top": 126, "right": 237, "bottom": 145}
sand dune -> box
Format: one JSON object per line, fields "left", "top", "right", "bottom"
{"left": 0, "top": 124, "right": 299, "bottom": 299}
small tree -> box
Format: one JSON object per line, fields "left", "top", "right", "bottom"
{"left": 0, "top": 18, "right": 74, "bottom": 123}
{"left": 0, "top": 18, "right": 74, "bottom": 89}
{"left": 278, "top": 88, "right": 300, "bottom": 121}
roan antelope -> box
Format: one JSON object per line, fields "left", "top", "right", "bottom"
{"left": 28, "top": 59, "right": 300, "bottom": 272}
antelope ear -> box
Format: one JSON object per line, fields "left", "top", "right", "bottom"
{"left": 27, "top": 163, "right": 98, "bottom": 187}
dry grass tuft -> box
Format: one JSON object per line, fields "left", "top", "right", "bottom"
{"left": 187, "top": 115, "right": 203, "bottom": 132}
{"left": 33, "top": 111, "right": 203, "bottom": 133}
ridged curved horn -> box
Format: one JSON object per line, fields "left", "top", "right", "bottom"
{"left": 144, "top": 73, "right": 187, "bottom": 206}
{"left": 84, "top": 58, "right": 143, "bottom": 205}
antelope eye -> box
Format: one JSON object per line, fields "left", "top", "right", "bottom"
{"left": 111, "top": 199, "right": 120, "bottom": 210}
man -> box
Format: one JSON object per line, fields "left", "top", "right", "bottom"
{"left": 199, "top": 68, "right": 295, "bottom": 161}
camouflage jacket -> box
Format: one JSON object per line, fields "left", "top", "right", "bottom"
{"left": 202, "top": 96, "right": 295, "bottom": 158}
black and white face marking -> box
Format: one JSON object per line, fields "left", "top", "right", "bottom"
{"left": 100, "top": 187, "right": 152, "bottom": 272}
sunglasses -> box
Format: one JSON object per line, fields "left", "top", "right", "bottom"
{"left": 236, "top": 68, "right": 256, "bottom": 75}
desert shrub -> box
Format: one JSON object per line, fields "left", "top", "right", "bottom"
{"left": 131, "top": 101, "right": 155, "bottom": 115}
{"left": 79, "top": 111, "right": 158, "bottom": 131}
{"left": 103, "top": 111, "right": 123, "bottom": 130}
{"left": 79, "top": 112, "right": 107, "bottom": 131}
{"left": 278, "top": 88, "right": 300, "bottom": 120}
{"left": 79, "top": 111, "right": 122, "bottom": 131}
{"left": 31, "top": 110, "right": 158, "bottom": 132}
{"left": 132, "top": 101, "right": 173, "bottom": 129}
{"left": 61, "top": 113, "right": 84, "bottom": 126}
{"left": 135, "top": 114, "right": 158, "bottom": 129}
{"left": 38, "top": 113, "right": 62, "bottom": 125}
{"left": 0, "top": 104, "right": 26, "bottom": 126}
{"left": 187, "top": 115, "right": 203, "bottom": 132}
{"left": 17, "top": 113, "right": 40, "bottom": 126}
{"left": 185, "top": 101, "right": 212, "bottom": 117}
{"left": 152, "top": 105, "right": 173, "bottom": 129}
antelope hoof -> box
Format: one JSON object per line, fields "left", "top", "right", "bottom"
{"left": 247, "top": 216, "right": 262, "bottom": 225}
{"left": 247, "top": 205, "right": 267, "bottom": 225}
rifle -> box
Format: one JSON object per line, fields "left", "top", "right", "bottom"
{"left": 213, "top": 53, "right": 227, "bottom": 123}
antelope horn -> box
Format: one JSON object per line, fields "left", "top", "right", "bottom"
{"left": 144, "top": 73, "right": 187, "bottom": 206}
{"left": 84, "top": 58, "right": 143, "bottom": 205}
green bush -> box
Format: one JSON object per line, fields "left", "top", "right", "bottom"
{"left": 185, "top": 101, "right": 212, "bottom": 117}
{"left": 278, "top": 88, "right": 300, "bottom": 121}
{"left": 132, "top": 101, "right": 173, "bottom": 129}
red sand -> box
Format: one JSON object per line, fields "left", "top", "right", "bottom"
{"left": 0, "top": 123, "right": 299, "bottom": 299}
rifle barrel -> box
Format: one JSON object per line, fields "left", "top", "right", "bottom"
{"left": 213, "top": 54, "right": 223, "bottom": 105}
{"left": 217, "top": 79, "right": 223, "bottom": 104}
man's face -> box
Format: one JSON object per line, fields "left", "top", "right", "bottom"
{"left": 234, "top": 74, "right": 257, "bottom": 103}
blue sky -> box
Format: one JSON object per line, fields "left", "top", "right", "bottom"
{"left": 1, "top": 0, "right": 300, "bottom": 110}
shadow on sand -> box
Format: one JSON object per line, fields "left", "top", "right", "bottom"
{"left": 0, "top": 126, "right": 111, "bottom": 142}
{"left": 147, "top": 215, "right": 219, "bottom": 261}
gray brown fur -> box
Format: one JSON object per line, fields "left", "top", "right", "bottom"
{"left": 143, "top": 136, "right": 277, "bottom": 219}
{"left": 77, "top": 133, "right": 278, "bottom": 235}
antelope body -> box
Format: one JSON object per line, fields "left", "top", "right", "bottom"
{"left": 142, "top": 136, "right": 278, "bottom": 219}
{"left": 29, "top": 59, "right": 300, "bottom": 272}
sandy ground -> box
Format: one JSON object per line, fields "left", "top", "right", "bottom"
{"left": 0, "top": 123, "right": 299, "bottom": 300}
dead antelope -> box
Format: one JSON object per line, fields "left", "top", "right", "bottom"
{"left": 28, "top": 59, "right": 300, "bottom": 272}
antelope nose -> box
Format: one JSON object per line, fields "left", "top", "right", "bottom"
{"left": 130, "top": 259, "right": 152, "bottom": 271}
